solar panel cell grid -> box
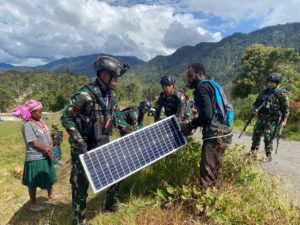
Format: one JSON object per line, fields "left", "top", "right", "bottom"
{"left": 80, "top": 115, "right": 187, "bottom": 193}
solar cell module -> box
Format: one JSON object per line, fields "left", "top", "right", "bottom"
{"left": 79, "top": 115, "right": 187, "bottom": 193}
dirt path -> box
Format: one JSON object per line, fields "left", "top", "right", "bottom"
{"left": 193, "top": 130, "right": 300, "bottom": 204}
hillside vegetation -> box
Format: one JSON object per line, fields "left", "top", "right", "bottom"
{"left": 0, "top": 71, "right": 89, "bottom": 112}
{"left": 129, "top": 23, "right": 300, "bottom": 84}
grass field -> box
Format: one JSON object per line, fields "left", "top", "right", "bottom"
{"left": 1, "top": 116, "right": 300, "bottom": 225}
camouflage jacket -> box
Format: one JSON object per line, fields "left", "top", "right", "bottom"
{"left": 154, "top": 88, "right": 191, "bottom": 122}
{"left": 61, "top": 78, "right": 127, "bottom": 149}
{"left": 116, "top": 107, "right": 144, "bottom": 136}
{"left": 253, "top": 87, "right": 289, "bottom": 120}
{"left": 51, "top": 129, "right": 63, "bottom": 147}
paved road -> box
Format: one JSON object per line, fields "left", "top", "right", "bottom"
{"left": 193, "top": 130, "right": 300, "bottom": 204}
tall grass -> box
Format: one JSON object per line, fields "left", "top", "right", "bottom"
{"left": 1, "top": 119, "right": 299, "bottom": 225}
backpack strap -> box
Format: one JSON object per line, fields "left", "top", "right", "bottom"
{"left": 200, "top": 80, "right": 225, "bottom": 115}
{"left": 200, "top": 80, "right": 234, "bottom": 126}
{"left": 85, "top": 83, "right": 109, "bottom": 111}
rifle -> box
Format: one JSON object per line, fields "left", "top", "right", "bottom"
{"left": 238, "top": 110, "right": 256, "bottom": 139}
{"left": 238, "top": 92, "right": 275, "bottom": 139}
{"left": 275, "top": 113, "right": 283, "bottom": 154}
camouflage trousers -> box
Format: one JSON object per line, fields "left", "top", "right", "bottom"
{"left": 70, "top": 150, "right": 119, "bottom": 225}
{"left": 251, "top": 119, "right": 278, "bottom": 152}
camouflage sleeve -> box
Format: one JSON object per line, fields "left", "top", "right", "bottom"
{"left": 154, "top": 94, "right": 163, "bottom": 122}
{"left": 175, "top": 90, "right": 187, "bottom": 122}
{"left": 253, "top": 90, "right": 264, "bottom": 109}
{"left": 61, "top": 89, "right": 92, "bottom": 144}
{"left": 279, "top": 91, "right": 289, "bottom": 119}
{"left": 51, "top": 132, "right": 58, "bottom": 146}
{"left": 108, "top": 92, "right": 130, "bottom": 132}
{"left": 129, "top": 109, "right": 139, "bottom": 131}
{"left": 110, "top": 93, "right": 127, "bottom": 129}
{"left": 114, "top": 110, "right": 130, "bottom": 129}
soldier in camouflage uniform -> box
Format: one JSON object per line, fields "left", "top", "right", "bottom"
{"left": 117, "top": 100, "right": 151, "bottom": 136}
{"left": 250, "top": 73, "right": 289, "bottom": 161}
{"left": 51, "top": 123, "right": 63, "bottom": 158}
{"left": 154, "top": 74, "right": 191, "bottom": 123}
{"left": 61, "top": 56, "right": 129, "bottom": 225}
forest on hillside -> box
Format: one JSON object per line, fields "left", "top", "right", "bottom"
{"left": 0, "top": 71, "right": 89, "bottom": 112}
{"left": 1, "top": 44, "right": 300, "bottom": 134}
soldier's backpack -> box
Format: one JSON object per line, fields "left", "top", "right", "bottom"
{"left": 201, "top": 80, "right": 234, "bottom": 127}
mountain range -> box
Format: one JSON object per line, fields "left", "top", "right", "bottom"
{"left": 0, "top": 54, "right": 144, "bottom": 77}
{"left": 1, "top": 22, "right": 300, "bottom": 83}
{"left": 129, "top": 22, "right": 300, "bottom": 84}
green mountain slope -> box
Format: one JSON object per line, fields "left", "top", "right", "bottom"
{"left": 129, "top": 23, "right": 300, "bottom": 84}
{"left": 0, "top": 54, "right": 144, "bottom": 77}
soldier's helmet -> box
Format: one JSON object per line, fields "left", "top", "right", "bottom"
{"left": 160, "top": 74, "right": 176, "bottom": 85}
{"left": 267, "top": 73, "right": 281, "bottom": 84}
{"left": 93, "top": 56, "right": 129, "bottom": 77}
{"left": 52, "top": 123, "right": 59, "bottom": 129}
{"left": 139, "top": 100, "right": 151, "bottom": 111}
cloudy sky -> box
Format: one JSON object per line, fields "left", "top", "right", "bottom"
{"left": 1, "top": 0, "right": 300, "bottom": 66}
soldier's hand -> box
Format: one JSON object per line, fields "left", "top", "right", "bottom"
{"left": 281, "top": 120, "right": 287, "bottom": 128}
{"left": 122, "top": 125, "right": 133, "bottom": 134}
{"left": 181, "top": 122, "right": 193, "bottom": 136}
{"left": 78, "top": 140, "right": 88, "bottom": 154}
{"left": 251, "top": 108, "right": 258, "bottom": 115}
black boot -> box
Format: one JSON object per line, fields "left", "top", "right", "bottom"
{"left": 265, "top": 152, "right": 272, "bottom": 162}
{"left": 247, "top": 146, "right": 259, "bottom": 157}
{"left": 105, "top": 183, "right": 119, "bottom": 212}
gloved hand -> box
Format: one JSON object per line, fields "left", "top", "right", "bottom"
{"left": 181, "top": 122, "right": 193, "bottom": 136}
{"left": 122, "top": 125, "right": 133, "bottom": 134}
{"left": 281, "top": 118, "right": 288, "bottom": 128}
{"left": 77, "top": 140, "right": 88, "bottom": 154}
{"left": 251, "top": 108, "right": 258, "bottom": 115}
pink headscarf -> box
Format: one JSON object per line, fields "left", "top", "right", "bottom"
{"left": 11, "top": 100, "right": 43, "bottom": 121}
{"left": 25, "top": 100, "right": 43, "bottom": 113}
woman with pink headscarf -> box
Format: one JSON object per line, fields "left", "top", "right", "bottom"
{"left": 12, "top": 100, "right": 57, "bottom": 212}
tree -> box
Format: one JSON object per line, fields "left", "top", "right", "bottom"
{"left": 232, "top": 44, "right": 300, "bottom": 98}
{"left": 124, "top": 82, "right": 141, "bottom": 103}
{"left": 0, "top": 87, "right": 12, "bottom": 112}
{"left": 0, "top": 70, "right": 89, "bottom": 112}
{"left": 142, "top": 84, "right": 161, "bottom": 103}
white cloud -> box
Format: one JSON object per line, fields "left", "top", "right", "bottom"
{"left": 186, "top": 0, "right": 300, "bottom": 28}
{"left": 163, "top": 21, "right": 221, "bottom": 49}
{"left": 260, "top": 1, "right": 300, "bottom": 27}
{"left": 186, "top": 0, "right": 272, "bottom": 22}
{"left": 0, "top": 0, "right": 220, "bottom": 65}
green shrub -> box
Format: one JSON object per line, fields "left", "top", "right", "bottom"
{"left": 153, "top": 141, "right": 300, "bottom": 224}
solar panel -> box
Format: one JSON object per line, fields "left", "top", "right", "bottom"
{"left": 79, "top": 115, "right": 187, "bottom": 193}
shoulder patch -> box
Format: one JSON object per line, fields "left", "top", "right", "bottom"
{"left": 72, "top": 105, "right": 81, "bottom": 112}
{"left": 74, "top": 91, "right": 92, "bottom": 102}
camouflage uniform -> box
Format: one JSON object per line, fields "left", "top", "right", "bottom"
{"left": 154, "top": 89, "right": 191, "bottom": 122}
{"left": 51, "top": 128, "right": 63, "bottom": 158}
{"left": 61, "top": 78, "right": 125, "bottom": 225}
{"left": 117, "top": 106, "right": 145, "bottom": 136}
{"left": 251, "top": 87, "right": 289, "bottom": 153}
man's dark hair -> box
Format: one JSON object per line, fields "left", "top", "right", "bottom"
{"left": 188, "top": 63, "right": 206, "bottom": 75}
